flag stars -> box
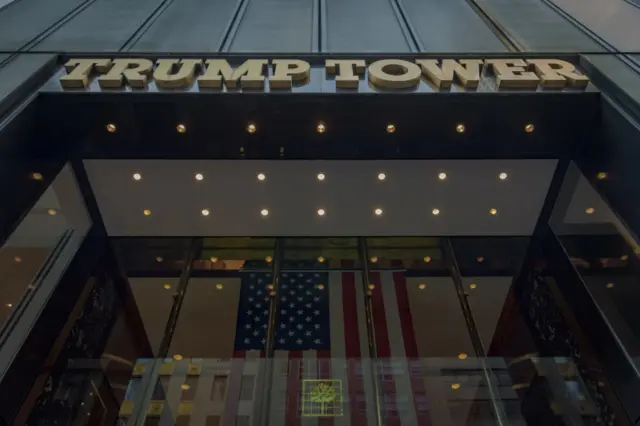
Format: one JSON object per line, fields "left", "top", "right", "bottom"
{"left": 297, "top": 339, "right": 303, "bottom": 345}
{"left": 279, "top": 338, "right": 286, "bottom": 344}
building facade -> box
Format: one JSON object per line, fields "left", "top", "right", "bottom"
{"left": 1, "top": 0, "right": 640, "bottom": 426}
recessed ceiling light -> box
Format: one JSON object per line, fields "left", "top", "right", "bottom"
{"left": 14, "top": 256, "right": 22, "bottom": 263}
{"left": 261, "top": 209, "right": 269, "bottom": 217}
{"left": 585, "top": 207, "right": 595, "bottom": 214}
{"left": 133, "top": 173, "right": 142, "bottom": 181}
{"left": 458, "top": 353, "right": 468, "bottom": 360}
{"left": 173, "top": 354, "right": 183, "bottom": 361}
{"left": 525, "top": 124, "right": 535, "bottom": 133}
{"left": 176, "top": 124, "right": 187, "bottom": 133}
{"left": 163, "top": 284, "right": 171, "bottom": 290}
{"left": 265, "top": 256, "right": 273, "bottom": 263}
{"left": 370, "top": 257, "right": 378, "bottom": 263}
{"left": 451, "top": 383, "right": 461, "bottom": 390}
{"left": 597, "top": 172, "right": 608, "bottom": 180}
{"left": 621, "top": 255, "right": 629, "bottom": 261}
{"left": 418, "top": 283, "right": 426, "bottom": 290}
{"left": 216, "top": 283, "right": 223, "bottom": 290}
{"left": 48, "top": 209, "right": 57, "bottom": 216}
{"left": 106, "top": 123, "right": 117, "bottom": 133}
{"left": 210, "top": 257, "right": 218, "bottom": 263}
{"left": 499, "top": 172, "right": 508, "bottom": 180}
{"left": 378, "top": 173, "right": 386, "bottom": 181}
{"left": 317, "top": 208, "right": 326, "bottom": 216}
{"left": 247, "top": 123, "right": 257, "bottom": 133}
{"left": 438, "top": 172, "right": 447, "bottom": 181}
{"left": 606, "top": 282, "right": 614, "bottom": 289}
{"left": 6, "top": 303, "right": 12, "bottom": 308}
{"left": 30, "top": 172, "right": 43, "bottom": 181}
{"left": 470, "top": 283, "right": 477, "bottom": 289}
{"left": 477, "top": 256, "right": 485, "bottom": 263}
{"left": 489, "top": 208, "right": 498, "bottom": 215}
{"left": 317, "top": 123, "right": 326, "bottom": 134}
{"left": 143, "top": 209, "right": 152, "bottom": 216}
{"left": 257, "top": 173, "right": 266, "bottom": 181}
{"left": 424, "top": 256, "right": 431, "bottom": 263}
{"left": 201, "top": 209, "right": 210, "bottom": 216}
{"left": 432, "top": 208, "right": 440, "bottom": 216}
{"left": 374, "top": 208, "right": 383, "bottom": 216}
{"left": 181, "top": 384, "right": 190, "bottom": 391}
{"left": 317, "top": 256, "right": 325, "bottom": 263}
{"left": 317, "top": 173, "right": 326, "bottom": 181}
{"left": 195, "top": 173, "right": 204, "bottom": 181}
{"left": 456, "top": 123, "right": 465, "bottom": 133}
{"left": 156, "top": 256, "right": 163, "bottom": 263}
{"left": 386, "top": 124, "right": 396, "bottom": 133}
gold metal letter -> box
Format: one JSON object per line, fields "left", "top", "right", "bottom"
{"left": 526, "top": 59, "right": 589, "bottom": 88}
{"left": 197, "top": 59, "right": 267, "bottom": 89}
{"left": 154, "top": 59, "right": 203, "bottom": 89}
{"left": 368, "top": 59, "right": 421, "bottom": 89}
{"left": 60, "top": 59, "right": 112, "bottom": 88}
{"left": 269, "top": 59, "right": 310, "bottom": 89}
{"left": 416, "top": 59, "right": 484, "bottom": 89}
{"left": 486, "top": 59, "right": 539, "bottom": 89}
{"left": 325, "top": 59, "right": 366, "bottom": 89}
{"left": 97, "top": 59, "right": 154, "bottom": 89}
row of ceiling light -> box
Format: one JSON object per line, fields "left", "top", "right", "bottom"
{"left": 139, "top": 207, "right": 501, "bottom": 217}
{"left": 106, "top": 123, "right": 537, "bottom": 135}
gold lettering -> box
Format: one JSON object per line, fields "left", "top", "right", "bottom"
{"left": 197, "top": 59, "right": 267, "bottom": 89}
{"left": 97, "top": 59, "right": 153, "bottom": 89}
{"left": 368, "top": 59, "right": 421, "bottom": 89}
{"left": 486, "top": 59, "right": 539, "bottom": 89}
{"left": 154, "top": 59, "right": 203, "bottom": 89}
{"left": 527, "top": 59, "right": 589, "bottom": 88}
{"left": 416, "top": 59, "right": 483, "bottom": 89}
{"left": 269, "top": 59, "right": 310, "bottom": 89}
{"left": 60, "top": 59, "right": 112, "bottom": 88}
{"left": 325, "top": 59, "right": 366, "bottom": 89}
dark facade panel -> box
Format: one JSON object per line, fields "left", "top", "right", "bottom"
{"left": 128, "top": 0, "right": 239, "bottom": 52}
{"left": 0, "top": 54, "right": 55, "bottom": 114}
{"left": 0, "top": 0, "right": 87, "bottom": 51}
{"left": 400, "top": 0, "right": 507, "bottom": 52}
{"left": 227, "top": 0, "right": 316, "bottom": 52}
{"left": 31, "top": 0, "right": 165, "bottom": 52}
{"left": 324, "top": 0, "right": 411, "bottom": 52}
{"left": 475, "top": 0, "right": 604, "bottom": 52}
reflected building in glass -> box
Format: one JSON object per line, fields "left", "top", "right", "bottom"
{"left": 1, "top": 0, "right": 640, "bottom": 425}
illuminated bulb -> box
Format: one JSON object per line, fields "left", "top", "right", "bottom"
{"left": 30, "top": 172, "right": 43, "bottom": 181}
{"left": 621, "top": 255, "right": 629, "bottom": 261}
{"left": 432, "top": 208, "right": 440, "bottom": 216}
{"left": 368, "top": 284, "right": 375, "bottom": 290}
{"left": 247, "top": 123, "right": 257, "bottom": 133}
{"left": 317, "top": 284, "right": 325, "bottom": 290}
{"left": 386, "top": 124, "right": 396, "bottom": 133}
{"left": 378, "top": 173, "right": 386, "bottom": 181}
{"left": 181, "top": 384, "right": 190, "bottom": 390}
{"left": 438, "top": 172, "right": 447, "bottom": 181}
{"left": 216, "top": 283, "right": 223, "bottom": 290}
{"left": 201, "top": 209, "right": 210, "bottom": 216}
{"left": 455, "top": 124, "right": 465, "bottom": 133}
{"left": 265, "top": 256, "right": 273, "bottom": 263}
{"left": 106, "top": 123, "right": 117, "bottom": 133}
{"left": 48, "top": 209, "right": 57, "bottom": 216}
{"left": 317, "top": 256, "right": 325, "bottom": 263}
{"left": 317, "top": 123, "right": 326, "bottom": 133}
{"left": 257, "top": 173, "right": 266, "bottom": 181}
{"left": 451, "top": 383, "right": 461, "bottom": 390}
{"left": 606, "top": 282, "right": 614, "bottom": 289}
{"left": 489, "top": 208, "right": 498, "bottom": 215}
{"left": 470, "top": 283, "right": 477, "bottom": 289}
{"left": 458, "top": 353, "right": 468, "bottom": 360}
{"left": 6, "top": 303, "right": 12, "bottom": 308}
{"left": 317, "top": 208, "right": 326, "bottom": 216}
{"left": 210, "top": 257, "right": 218, "bottom": 263}
{"left": 267, "top": 284, "right": 274, "bottom": 290}
{"left": 133, "top": 173, "right": 142, "bottom": 181}
{"left": 163, "top": 284, "right": 171, "bottom": 290}
{"left": 370, "top": 257, "right": 378, "bottom": 263}
{"left": 317, "top": 173, "right": 326, "bottom": 181}
{"left": 143, "top": 209, "right": 152, "bottom": 216}
{"left": 597, "top": 172, "right": 608, "bottom": 180}
{"left": 195, "top": 173, "right": 204, "bottom": 181}
{"left": 585, "top": 207, "right": 595, "bottom": 214}
{"left": 14, "top": 256, "right": 21, "bottom": 263}
{"left": 375, "top": 208, "right": 383, "bottom": 216}
{"left": 477, "top": 256, "right": 484, "bottom": 263}
{"left": 156, "top": 256, "right": 163, "bottom": 263}
{"left": 173, "top": 354, "right": 183, "bottom": 361}
{"left": 418, "top": 283, "right": 426, "bottom": 290}
{"left": 176, "top": 124, "right": 186, "bottom": 133}
{"left": 525, "top": 124, "right": 535, "bottom": 133}
{"left": 261, "top": 209, "right": 269, "bottom": 217}
{"left": 423, "top": 256, "right": 431, "bottom": 263}
{"left": 499, "top": 172, "right": 508, "bottom": 180}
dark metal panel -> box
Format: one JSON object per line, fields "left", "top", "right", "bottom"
{"left": 31, "top": 0, "right": 165, "bottom": 52}
{"left": 227, "top": 0, "right": 316, "bottom": 52}
{"left": 474, "top": 0, "right": 605, "bottom": 52}
{"left": 0, "top": 0, "right": 88, "bottom": 51}
{"left": 128, "top": 0, "right": 239, "bottom": 52}
{"left": 324, "top": 0, "right": 411, "bottom": 52}
{"left": 400, "top": 0, "right": 507, "bottom": 52}
{"left": 0, "top": 54, "right": 57, "bottom": 117}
